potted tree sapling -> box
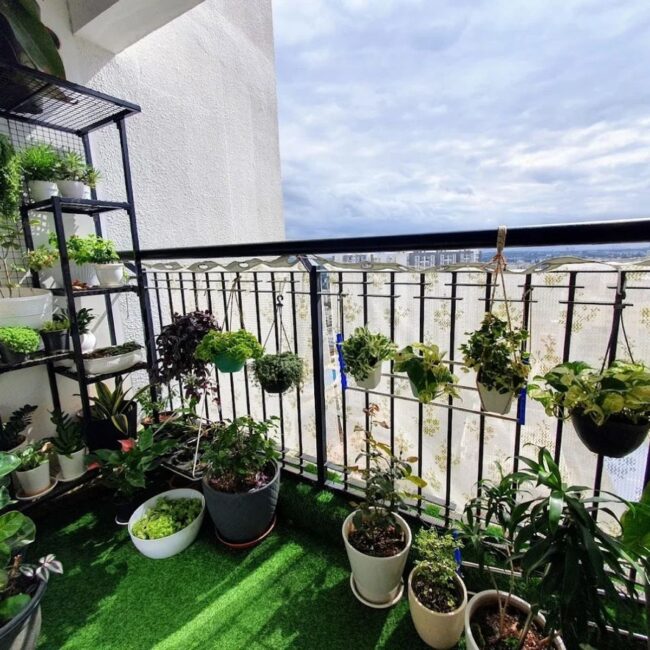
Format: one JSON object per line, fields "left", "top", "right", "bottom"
{"left": 202, "top": 416, "right": 281, "bottom": 546}
{"left": 343, "top": 404, "right": 425, "bottom": 607}
{"left": 13, "top": 443, "right": 53, "bottom": 498}
{"left": 529, "top": 360, "right": 650, "bottom": 457}
{"left": 0, "top": 327, "right": 40, "bottom": 364}
{"left": 49, "top": 410, "right": 85, "bottom": 481}
{"left": 195, "top": 328, "right": 263, "bottom": 373}
{"left": 0, "top": 405, "right": 36, "bottom": 453}
{"left": 394, "top": 343, "right": 459, "bottom": 404}
{"left": 252, "top": 351, "right": 303, "bottom": 394}
{"left": 460, "top": 313, "right": 530, "bottom": 414}
{"left": 408, "top": 528, "right": 467, "bottom": 649}
{"left": 341, "top": 326, "right": 396, "bottom": 390}
{"left": 18, "top": 143, "right": 60, "bottom": 202}
{"left": 55, "top": 151, "right": 100, "bottom": 199}
{"left": 38, "top": 311, "right": 69, "bottom": 354}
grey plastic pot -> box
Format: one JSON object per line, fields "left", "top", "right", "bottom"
{"left": 0, "top": 579, "right": 46, "bottom": 650}
{"left": 202, "top": 460, "right": 280, "bottom": 544}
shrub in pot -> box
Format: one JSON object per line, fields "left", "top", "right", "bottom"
{"left": 252, "top": 351, "right": 303, "bottom": 394}
{"left": 18, "top": 143, "right": 60, "bottom": 201}
{"left": 64, "top": 234, "right": 123, "bottom": 288}
{"left": 49, "top": 410, "right": 85, "bottom": 481}
{"left": 528, "top": 360, "right": 650, "bottom": 457}
{"left": 39, "top": 313, "right": 69, "bottom": 354}
{"left": 343, "top": 404, "right": 425, "bottom": 607}
{"left": 0, "top": 405, "right": 36, "bottom": 453}
{"left": 0, "top": 327, "right": 40, "bottom": 364}
{"left": 408, "top": 528, "right": 467, "bottom": 649}
{"left": 13, "top": 443, "right": 53, "bottom": 497}
{"left": 55, "top": 151, "right": 100, "bottom": 199}
{"left": 394, "top": 343, "right": 459, "bottom": 404}
{"left": 195, "top": 328, "right": 263, "bottom": 374}
{"left": 202, "top": 415, "right": 280, "bottom": 545}
{"left": 460, "top": 313, "right": 529, "bottom": 414}
{"left": 341, "top": 327, "right": 396, "bottom": 390}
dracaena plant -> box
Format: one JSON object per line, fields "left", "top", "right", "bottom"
{"left": 86, "top": 378, "right": 149, "bottom": 435}
{"left": 341, "top": 327, "right": 396, "bottom": 382}
{"left": 0, "top": 404, "right": 36, "bottom": 451}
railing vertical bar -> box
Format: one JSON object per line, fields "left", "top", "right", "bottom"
{"left": 477, "top": 271, "right": 492, "bottom": 497}
{"left": 289, "top": 274, "right": 304, "bottom": 465}
{"left": 417, "top": 271, "right": 425, "bottom": 517}
{"left": 178, "top": 272, "right": 187, "bottom": 314}
{"left": 204, "top": 273, "right": 222, "bottom": 421}
{"left": 191, "top": 273, "right": 199, "bottom": 311}
{"left": 362, "top": 271, "right": 370, "bottom": 470}
{"left": 164, "top": 272, "right": 184, "bottom": 411}
{"left": 389, "top": 271, "right": 396, "bottom": 454}
{"left": 220, "top": 271, "right": 236, "bottom": 420}
{"left": 252, "top": 272, "right": 267, "bottom": 421}
{"left": 339, "top": 272, "right": 349, "bottom": 488}
{"left": 445, "top": 271, "right": 458, "bottom": 525}
{"left": 236, "top": 272, "right": 252, "bottom": 418}
{"left": 270, "top": 272, "right": 286, "bottom": 459}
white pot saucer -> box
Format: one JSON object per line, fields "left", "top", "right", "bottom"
{"left": 349, "top": 574, "right": 404, "bottom": 609}
{"left": 15, "top": 478, "right": 59, "bottom": 501}
{"left": 54, "top": 469, "right": 87, "bottom": 483}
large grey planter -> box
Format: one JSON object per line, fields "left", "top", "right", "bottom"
{"left": 0, "top": 579, "right": 46, "bottom": 650}
{"left": 202, "top": 460, "right": 280, "bottom": 544}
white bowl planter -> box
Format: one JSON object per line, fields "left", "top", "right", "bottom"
{"left": 477, "top": 382, "right": 514, "bottom": 415}
{"left": 342, "top": 510, "right": 411, "bottom": 607}
{"left": 81, "top": 348, "right": 143, "bottom": 375}
{"left": 408, "top": 567, "right": 467, "bottom": 649}
{"left": 56, "top": 180, "right": 88, "bottom": 199}
{"left": 0, "top": 288, "right": 52, "bottom": 329}
{"left": 95, "top": 263, "right": 124, "bottom": 288}
{"left": 27, "top": 180, "right": 58, "bottom": 202}
{"left": 465, "top": 590, "right": 566, "bottom": 650}
{"left": 356, "top": 363, "right": 383, "bottom": 390}
{"left": 14, "top": 460, "right": 51, "bottom": 497}
{"left": 57, "top": 448, "right": 86, "bottom": 481}
{"left": 128, "top": 488, "right": 205, "bottom": 559}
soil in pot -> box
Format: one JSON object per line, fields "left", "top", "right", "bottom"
{"left": 412, "top": 574, "right": 462, "bottom": 613}
{"left": 471, "top": 603, "right": 544, "bottom": 650}
{"left": 208, "top": 463, "right": 273, "bottom": 493}
{"left": 347, "top": 522, "right": 406, "bottom": 557}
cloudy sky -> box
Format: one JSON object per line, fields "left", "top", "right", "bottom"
{"left": 272, "top": 0, "right": 650, "bottom": 240}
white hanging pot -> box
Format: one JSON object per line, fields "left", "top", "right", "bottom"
{"left": 356, "top": 363, "right": 383, "bottom": 390}
{"left": 342, "top": 510, "right": 411, "bottom": 607}
{"left": 56, "top": 180, "right": 88, "bottom": 199}
{"left": 477, "top": 381, "right": 514, "bottom": 415}
{"left": 57, "top": 448, "right": 86, "bottom": 481}
{"left": 0, "top": 288, "right": 53, "bottom": 329}
{"left": 408, "top": 567, "right": 467, "bottom": 649}
{"left": 27, "top": 180, "right": 58, "bottom": 202}
{"left": 14, "top": 460, "right": 51, "bottom": 497}
{"left": 95, "top": 263, "right": 124, "bottom": 288}
{"left": 80, "top": 332, "right": 96, "bottom": 353}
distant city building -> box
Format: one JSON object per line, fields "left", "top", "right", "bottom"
{"left": 332, "top": 252, "right": 403, "bottom": 265}
{"left": 407, "top": 249, "right": 481, "bottom": 268}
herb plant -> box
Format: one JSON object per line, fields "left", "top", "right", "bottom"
{"left": 252, "top": 351, "right": 303, "bottom": 392}
{"left": 18, "top": 143, "right": 59, "bottom": 181}
{"left": 195, "top": 329, "right": 263, "bottom": 365}
{"left": 56, "top": 152, "right": 101, "bottom": 188}
{"left": 0, "top": 404, "right": 36, "bottom": 451}
{"left": 15, "top": 442, "right": 52, "bottom": 471}
{"left": 131, "top": 497, "right": 202, "bottom": 540}
{"left": 24, "top": 245, "right": 58, "bottom": 272}
{"left": 0, "top": 327, "right": 40, "bottom": 354}
{"left": 49, "top": 410, "right": 84, "bottom": 456}
{"left": 341, "top": 327, "right": 396, "bottom": 382}
{"left": 64, "top": 234, "right": 119, "bottom": 265}
{"left": 40, "top": 316, "right": 70, "bottom": 333}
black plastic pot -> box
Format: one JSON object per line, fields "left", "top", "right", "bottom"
{"left": 40, "top": 330, "right": 69, "bottom": 354}
{"left": 571, "top": 411, "right": 650, "bottom": 458}
{"left": 80, "top": 403, "right": 138, "bottom": 451}
{"left": 260, "top": 376, "right": 294, "bottom": 394}
{"left": 0, "top": 579, "right": 46, "bottom": 650}
{"left": 202, "top": 460, "right": 280, "bottom": 544}
{"left": 0, "top": 344, "right": 27, "bottom": 365}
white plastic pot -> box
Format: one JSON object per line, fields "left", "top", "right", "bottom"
{"left": 14, "top": 460, "right": 51, "bottom": 497}
{"left": 342, "top": 510, "right": 411, "bottom": 606}
{"left": 477, "top": 382, "right": 514, "bottom": 415}
{"left": 57, "top": 448, "right": 86, "bottom": 481}
{"left": 408, "top": 567, "right": 467, "bottom": 649}
{"left": 128, "top": 488, "right": 205, "bottom": 559}
{"left": 465, "top": 590, "right": 566, "bottom": 650}
{"left": 27, "top": 180, "right": 58, "bottom": 202}
{"left": 357, "top": 363, "right": 383, "bottom": 390}
{"left": 70, "top": 262, "right": 98, "bottom": 287}
{"left": 80, "top": 348, "right": 143, "bottom": 375}
{"left": 0, "top": 288, "right": 53, "bottom": 328}
{"left": 56, "top": 180, "right": 87, "bottom": 199}
{"left": 95, "top": 263, "right": 124, "bottom": 288}
{"left": 80, "top": 332, "right": 96, "bottom": 353}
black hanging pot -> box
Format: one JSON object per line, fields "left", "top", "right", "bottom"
{"left": 40, "top": 330, "right": 69, "bottom": 354}
{"left": 80, "top": 403, "right": 138, "bottom": 451}
{"left": 571, "top": 410, "right": 650, "bottom": 458}
{"left": 260, "top": 376, "right": 294, "bottom": 394}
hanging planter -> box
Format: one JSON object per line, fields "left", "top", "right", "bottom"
{"left": 571, "top": 411, "right": 649, "bottom": 458}
{"left": 195, "top": 329, "right": 263, "bottom": 374}
{"left": 253, "top": 352, "right": 303, "bottom": 394}
{"left": 341, "top": 327, "right": 396, "bottom": 391}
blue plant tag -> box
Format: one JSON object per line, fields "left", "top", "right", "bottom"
{"left": 453, "top": 529, "right": 462, "bottom": 573}
{"left": 517, "top": 385, "right": 527, "bottom": 425}
{"left": 336, "top": 333, "right": 347, "bottom": 390}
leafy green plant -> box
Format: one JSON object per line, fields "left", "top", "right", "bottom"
{"left": 131, "top": 497, "right": 202, "bottom": 540}
{"left": 252, "top": 352, "right": 303, "bottom": 392}
{"left": 40, "top": 316, "right": 69, "bottom": 333}
{"left": 18, "top": 143, "right": 60, "bottom": 182}
{"left": 195, "top": 329, "right": 263, "bottom": 365}
{"left": 49, "top": 410, "right": 83, "bottom": 456}
{"left": 0, "top": 134, "right": 24, "bottom": 295}
{"left": 63, "top": 234, "right": 119, "bottom": 265}
{"left": 74, "top": 307, "right": 95, "bottom": 335}
{"left": 528, "top": 360, "right": 650, "bottom": 426}
{"left": 341, "top": 327, "right": 396, "bottom": 382}
{"left": 460, "top": 313, "right": 529, "bottom": 394}
{"left": 0, "top": 404, "right": 36, "bottom": 451}
{"left": 24, "top": 245, "right": 58, "bottom": 272}
{"left": 14, "top": 441, "right": 51, "bottom": 471}
{"left": 56, "top": 151, "right": 101, "bottom": 188}
{"left": 394, "top": 343, "right": 459, "bottom": 404}
{"left": 0, "top": 326, "right": 40, "bottom": 354}
{"left": 86, "top": 378, "right": 149, "bottom": 435}
{"left": 82, "top": 167, "right": 100, "bottom": 189}
{"left": 203, "top": 416, "right": 279, "bottom": 493}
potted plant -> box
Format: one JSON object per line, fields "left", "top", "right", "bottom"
{"left": 0, "top": 451, "right": 62, "bottom": 650}
{"left": 460, "top": 313, "right": 530, "bottom": 414}
{"left": 64, "top": 234, "right": 123, "bottom": 287}
{"left": 394, "top": 343, "right": 459, "bottom": 404}
{"left": 128, "top": 491, "right": 205, "bottom": 559}
{"left": 0, "top": 327, "right": 40, "bottom": 364}
{"left": 55, "top": 151, "right": 100, "bottom": 199}
{"left": 202, "top": 415, "right": 281, "bottom": 546}
{"left": 76, "top": 308, "right": 96, "bottom": 352}
{"left": 341, "top": 327, "right": 396, "bottom": 390}
{"left": 408, "top": 528, "right": 467, "bottom": 649}
{"left": 195, "top": 328, "right": 263, "bottom": 373}
{"left": 38, "top": 312, "right": 70, "bottom": 354}
{"left": 77, "top": 341, "right": 143, "bottom": 375}
{"left": 18, "top": 143, "right": 60, "bottom": 202}
{"left": 49, "top": 410, "right": 85, "bottom": 481}
{"left": 0, "top": 405, "right": 36, "bottom": 453}
{"left": 13, "top": 442, "right": 53, "bottom": 497}
{"left": 252, "top": 351, "right": 303, "bottom": 394}
{"left": 343, "top": 404, "right": 425, "bottom": 607}
{"left": 528, "top": 360, "right": 650, "bottom": 457}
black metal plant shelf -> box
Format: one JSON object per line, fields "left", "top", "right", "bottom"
{"left": 54, "top": 362, "right": 148, "bottom": 384}
{"left": 0, "top": 62, "right": 140, "bottom": 134}
{"left": 24, "top": 198, "right": 130, "bottom": 215}
{"left": 51, "top": 285, "right": 138, "bottom": 297}
{"left": 0, "top": 351, "right": 73, "bottom": 375}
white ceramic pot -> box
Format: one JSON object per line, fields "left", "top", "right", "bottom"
{"left": 465, "top": 590, "right": 566, "bottom": 650}
{"left": 0, "top": 288, "right": 53, "bottom": 328}
{"left": 128, "top": 488, "right": 205, "bottom": 559}
{"left": 81, "top": 348, "right": 143, "bottom": 375}
{"left": 14, "top": 460, "right": 51, "bottom": 497}
{"left": 95, "top": 263, "right": 124, "bottom": 288}
{"left": 342, "top": 510, "right": 411, "bottom": 606}
{"left": 80, "top": 332, "right": 96, "bottom": 353}
{"left": 357, "top": 363, "right": 383, "bottom": 390}
{"left": 27, "top": 180, "right": 58, "bottom": 202}
{"left": 477, "top": 382, "right": 514, "bottom": 415}
{"left": 408, "top": 567, "right": 467, "bottom": 649}
{"left": 57, "top": 448, "right": 86, "bottom": 481}
{"left": 69, "top": 262, "right": 98, "bottom": 287}
{"left": 56, "top": 180, "right": 87, "bottom": 199}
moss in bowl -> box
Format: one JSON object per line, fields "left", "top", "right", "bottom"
{"left": 253, "top": 352, "right": 304, "bottom": 394}
{"left": 132, "top": 497, "right": 203, "bottom": 540}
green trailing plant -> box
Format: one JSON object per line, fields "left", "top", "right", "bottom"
{"left": 14, "top": 441, "right": 52, "bottom": 471}
{"left": 0, "top": 326, "right": 40, "bottom": 354}
{"left": 341, "top": 327, "right": 396, "bottom": 382}
{"left": 18, "top": 143, "right": 60, "bottom": 182}
{"left": 86, "top": 378, "right": 150, "bottom": 435}
{"left": 131, "top": 497, "right": 202, "bottom": 540}
{"left": 49, "top": 410, "right": 83, "bottom": 456}
{"left": 394, "top": 343, "right": 459, "bottom": 404}
{"left": 0, "top": 134, "right": 24, "bottom": 296}
{"left": 460, "top": 313, "right": 530, "bottom": 394}
{"left": 252, "top": 351, "right": 304, "bottom": 392}
{"left": 0, "top": 404, "right": 36, "bottom": 451}
{"left": 203, "top": 416, "right": 279, "bottom": 493}
{"left": 528, "top": 360, "right": 650, "bottom": 426}
{"left": 195, "top": 329, "right": 263, "bottom": 365}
